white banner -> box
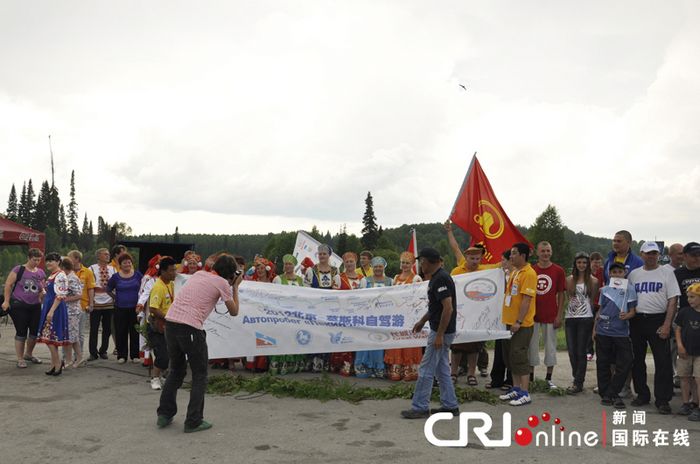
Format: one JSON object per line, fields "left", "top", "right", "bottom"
{"left": 180, "top": 268, "right": 510, "bottom": 358}
{"left": 292, "top": 230, "right": 343, "bottom": 275}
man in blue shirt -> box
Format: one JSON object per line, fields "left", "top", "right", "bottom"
{"left": 603, "top": 230, "right": 644, "bottom": 284}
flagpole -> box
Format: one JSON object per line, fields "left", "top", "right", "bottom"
{"left": 449, "top": 152, "right": 477, "bottom": 219}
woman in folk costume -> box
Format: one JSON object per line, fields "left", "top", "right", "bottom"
{"left": 330, "top": 252, "right": 366, "bottom": 376}
{"left": 246, "top": 256, "right": 276, "bottom": 372}
{"left": 355, "top": 257, "right": 392, "bottom": 379}
{"left": 37, "top": 254, "right": 73, "bottom": 375}
{"left": 269, "top": 254, "right": 305, "bottom": 374}
{"left": 384, "top": 251, "right": 423, "bottom": 381}
{"left": 303, "top": 244, "right": 338, "bottom": 372}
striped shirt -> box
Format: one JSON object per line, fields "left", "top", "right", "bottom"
{"left": 166, "top": 271, "right": 232, "bottom": 330}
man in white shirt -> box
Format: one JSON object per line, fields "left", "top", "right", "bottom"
{"left": 628, "top": 241, "right": 680, "bottom": 414}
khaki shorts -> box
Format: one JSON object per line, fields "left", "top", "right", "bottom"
{"left": 677, "top": 355, "right": 700, "bottom": 377}
{"left": 502, "top": 325, "right": 534, "bottom": 376}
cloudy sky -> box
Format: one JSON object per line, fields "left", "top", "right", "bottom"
{"left": 1, "top": 1, "right": 698, "bottom": 244}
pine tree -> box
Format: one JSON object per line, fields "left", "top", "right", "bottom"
{"left": 6, "top": 184, "right": 18, "bottom": 221}
{"left": 68, "top": 170, "right": 79, "bottom": 244}
{"left": 32, "top": 181, "right": 51, "bottom": 231}
{"left": 81, "top": 213, "right": 92, "bottom": 250}
{"left": 24, "top": 179, "right": 36, "bottom": 225}
{"left": 59, "top": 204, "right": 68, "bottom": 247}
{"left": 527, "top": 204, "right": 573, "bottom": 267}
{"left": 97, "top": 216, "right": 107, "bottom": 243}
{"left": 361, "top": 191, "right": 379, "bottom": 250}
{"left": 47, "top": 184, "right": 61, "bottom": 230}
{"left": 336, "top": 224, "right": 349, "bottom": 256}
{"left": 174, "top": 226, "right": 180, "bottom": 243}
{"left": 18, "top": 182, "right": 28, "bottom": 224}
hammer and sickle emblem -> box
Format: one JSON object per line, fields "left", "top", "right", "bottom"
{"left": 473, "top": 200, "right": 505, "bottom": 239}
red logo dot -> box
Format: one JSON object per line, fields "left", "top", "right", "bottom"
{"left": 514, "top": 427, "right": 533, "bottom": 446}
{"left": 560, "top": 426, "right": 566, "bottom": 431}
{"left": 541, "top": 412, "right": 551, "bottom": 422}
{"left": 528, "top": 415, "right": 539, "bottom": 427}
{"left": 554, "top": 418, "right": 561, "bottom": 425}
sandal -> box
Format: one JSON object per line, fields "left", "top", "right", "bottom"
{"left": 24, "top": 355, "right": 42, "bottom": 364}
{"left": 451, "top": 374, "right": 458, "bottom": 385}
{"left": 467, "top": 375, "right": 478, "bottom": 386}
{"left": 16, "top": 360, "right": 28, "bottom": 368}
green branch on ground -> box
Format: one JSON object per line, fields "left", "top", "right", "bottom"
{"left": 207, "top": 374, "right": 499, "bottom": 405}
{"left": 529, "top": 378, "right": 568, "bottom": 396}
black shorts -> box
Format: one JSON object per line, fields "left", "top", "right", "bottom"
{"left": 9, "top": 300, "right": 42, "bottom": 340}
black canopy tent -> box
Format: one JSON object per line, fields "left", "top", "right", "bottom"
{"left": 117, "top": 240, "right": 195, "bottom": 274}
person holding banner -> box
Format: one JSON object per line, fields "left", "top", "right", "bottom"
{"left": 156, "top": 254, "right": 241, "bottom": 433}
{"left": 304, "top": 244, "right": 338, "bottom": 372}
{"left": 385, "top": 251, "right": 423, "bottom": 381}
{"left": 270, "top": 255, "right": 305, "bottom": 374}
{"left": 247, "top": 256, "right": 276, "bottom": 372}
{"left": 401, "top": 248, "right": 459, "bottom": 419}
{"left": 355, "top": 257, "right": 392, "bottom": 379}
{"left": 330, "top": 252, "right": 365, "bottom": 376}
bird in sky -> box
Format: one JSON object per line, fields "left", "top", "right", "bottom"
{"left": 459, "top": 83, "right": 467, "bottom": 91}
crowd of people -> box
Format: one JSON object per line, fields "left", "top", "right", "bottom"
{"left": 2, "top": 227, "right": 700, "bottom": 430}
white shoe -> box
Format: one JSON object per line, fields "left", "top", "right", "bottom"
{"left": 150, "top": 377, "right": 162, "bottom": 390}
{"left": 499, "top": 388, "right": 520, "bottom": 401}
{"left": 117, "top": 358, "right": 126, "bottom": 364}
{"left": 547, "top": 380, "right": 558, "bottom": 390}
{"left": 509, "top": 392, "right": 532, "bottom": 406}
{"left": 132, "top": 358, "right": 141, "bottom": 364}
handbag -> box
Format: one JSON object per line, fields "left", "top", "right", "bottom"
{"left": 4, "top": 265, "right": 27, "bottom": 314}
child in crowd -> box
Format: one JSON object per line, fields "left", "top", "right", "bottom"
{"left": 675, "top": 282, "right": 700, "bottom": 421}
{"left": 594, "top": 262, "right": 637, "bottom": 409}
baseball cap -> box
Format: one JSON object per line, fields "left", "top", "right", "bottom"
{"left": 683, "top": 242, "right": 700, "bottom": 255}
{"left": 417, "top": 247, "right": 441, "bottom": 261}
{"left": 640, "top": 241, "right": 660, "bottom": 253}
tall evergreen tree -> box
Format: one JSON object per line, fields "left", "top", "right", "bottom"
{"left": 336, "top": 224, "right": 349, "bottom": 256}
{"left": 47, "top": 184, "right": 61, "bottom": 230}
{"left": 23, "top": 179, "right": 36, "bottom": 225}
{"left": 18, "top": 182, "right": 28, "bottom": 224}
{"left": 59, "top": 204, "right": 68, "bottom": 247}
{"left": 6, "top": 184, "right": 18, "bottom": 221}
{"left": 32, "top": 181, "right": 51, "bottom": 230}
{"left": 527, "top": 204, "right": 573, "bottom": 267}
{"left": 80, "top": 213, "right": 92, "bottom": 250}
{"left": 174, "top": 226, "right": 180, "bottom": 243}
{"left": 361, "top": 191, "right": 379, "bottom": 250}
{"left": 68, "top": 170, "right": 79, "bottom": 243}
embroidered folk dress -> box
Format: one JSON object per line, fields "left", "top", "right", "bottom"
{"left": 37, "top": 271, "right": 71, "bottom": 346}
{"left": 384, "top": 272, "right": 424, "bottom": 380}
{"left": 66, "top": 273, "right": 84, "bottom": 343}
{"left": 354, "top": 276, "right": 393, "bottom": 378}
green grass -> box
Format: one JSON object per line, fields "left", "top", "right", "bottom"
{"left": 207, "top": 373, "right": 500, "bottom": 405}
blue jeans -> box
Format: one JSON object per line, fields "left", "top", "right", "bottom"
{"left": 411, "top": 330, "right": 458, "bottom": 411}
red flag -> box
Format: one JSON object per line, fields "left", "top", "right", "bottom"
{"left": 407, "top": 228, "right": 418, "bottom": 273}
{"left": 449, "top": 155, "right": 532, "bottom": 264}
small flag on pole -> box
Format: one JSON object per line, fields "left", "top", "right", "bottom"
{"left": 449, "top": 154, "right": 532, "bottom": 264}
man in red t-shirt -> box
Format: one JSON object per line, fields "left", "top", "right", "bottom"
{"left": 529, "top": 241, "right": 566, "bottom": 389}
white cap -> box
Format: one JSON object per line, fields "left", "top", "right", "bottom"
{"left": 640, "top": 241, "right": 660, "bottom": 253}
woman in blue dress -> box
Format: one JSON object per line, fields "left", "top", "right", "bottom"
{"left": 37, "top": 253, "right": 73, "bottom": 376}
{"left": 355, "top": 257, "right": 393, "bottom": 379}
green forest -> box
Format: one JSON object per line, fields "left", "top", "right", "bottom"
{"left": 1, "top": 174, "right": 633, "bottom": 278}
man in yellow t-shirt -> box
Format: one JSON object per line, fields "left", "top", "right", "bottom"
{"left": 500, "top": 243, "right": 537, "bottom": 406}
{"left": 148, "top": 257, "right": 177, "bottom": 390}
{"left": 357, "top": 251, "right": 373, "bottom": 278}
{"left": 68, "top": 250, "right": 97, "bottom": 353}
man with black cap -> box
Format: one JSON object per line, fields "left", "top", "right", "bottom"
{"left": 401, "top": 247, "right": 459, "bottom": 419}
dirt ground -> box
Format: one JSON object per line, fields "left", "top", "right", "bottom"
{"left": 0, "top": 322, "right": 697, "bottom": 463}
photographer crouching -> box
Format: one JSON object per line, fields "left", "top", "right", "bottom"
{"left": 156, "top": 254, "right": 242, "bottom": 433}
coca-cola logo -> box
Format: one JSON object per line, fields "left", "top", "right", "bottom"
{"left": 19, "top": 232, "right": 40, "bottom": 242}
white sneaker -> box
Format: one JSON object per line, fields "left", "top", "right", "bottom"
{"left": 509, "top": 392, "right": 532, "bottom": 406}
{"left": 117, "top": 358, "right": 126, "bottom": 364}
{"left": 547, "top": 380, "right": 558, "bottom": 390}
{"left": 150, "top": 377, "right": 162, "bottom": 390}
{"left": 499, "top": 388, "right": 520, "bottom": 401}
